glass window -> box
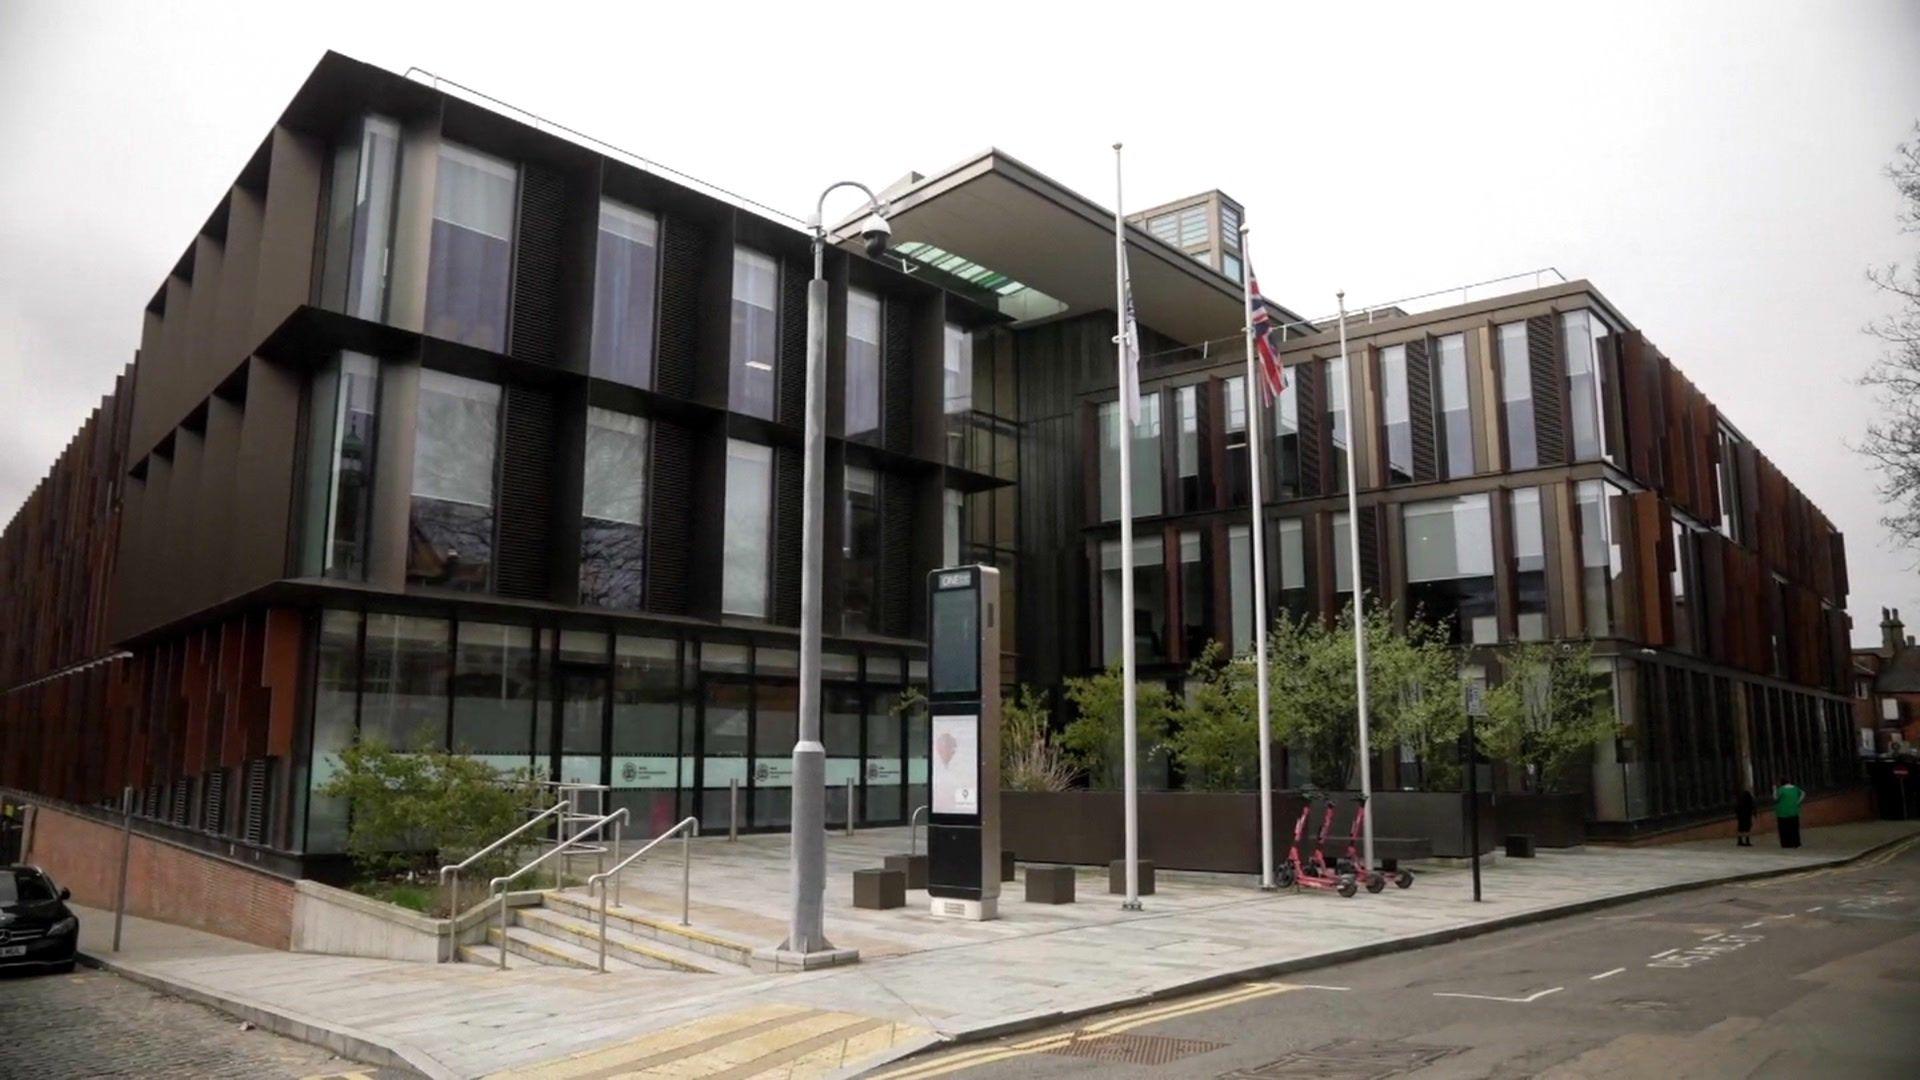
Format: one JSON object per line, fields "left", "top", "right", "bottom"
{"left": 1434, "top": 334, "right": 1474, "bottom": 478}
{"left": 864, "top": 688, "right": 904, "bottom": 822}
{"left": 556, "top": 631, "right": 608, "bottom": 786}
{"left": 729, "top": 247, "right": 779, "bottom": 419}
{"left": 1327, "top": 356, "right": 1349, "bottom": 494}
{"left": 1278, "top": 518, "right": 1308, "bottom": 620}
{"left": 451, "top": 622, "right": 538, "bottom": 771}
{"left": 944, "top": 323, "right": 973, "bottom": 465}
{"left": 611, "top": 636, "right": 680, "bottom": 834}
{"left": 1272, "top": 374, "right": 1300, "bottom": 497}
{"left": 1098, "top": 396, "right": 1163, "bottom": 520}
{"left": 1497, "top": 322, "right": 1538, "bottom": 469}
{"left": 943, "top": 488, "right": 964, "bottom": 567}
{"left": 842, "top": 466, "right": 880, "bottom": 633}
{"left": 1403, "top": 494, "right": 1496, "bottom": 645}
{"left": 320, "top": 115, "right": 401, "bottom": 321}
{"left": 1224, "top": 376, "right": 1250, "bottom": 506}
{"left": 1562, "top": 310, "right": 1611, "bottom": 462}
{"left": 1100, "top": 537, "right": 1168, "bottom": 664}
{"left": 1221, "top": 252, "right": 1243, "bottom": 284}
{"left": 1512, "top": 487, "right": 1548, "bottom": 641}
{"left": 305, "top": 610, "right": 361, "bottom": 854}
{"left": 360, "top": 614, "right": 450, "bottom": 751}
{"left": 1333, "top": 511, "right": 1354, "bottom": 605}
{"left": 1175, "top": 384, "right": 1202, "bottom": 510}
{"left": 1179, "top": 529, "right": 1209, "bottom": 659}
{"left": 1576, "top": 479, "right": 1626, "bottom": 636}
{"left": 408, "top": 370, "right": 500, "bottom": 591}
{"left": 1672, "top": 520, "right": 1699, "bottom": 653}
{"left": 1716, "top": 425, "right": 1746, "bottom": 543}
{"left": 722, "top": 440, "right": 773, "bottom": 617}
{"left": 1229, "top": 524, "right": 1253, "bottom": 654}
{"left": 426, "top": 142, "right": 516, "bottom": 352}
{"left": 1380, "top": 344, "right": 1412, "bottom": 484}
{"left": 301, "top": 352, "right": 379, "bottom": 580}
{"left": 846, "top": 288, "right": 882, "bottom": 442}
{"left": 590, "top": 200, "right": 659, "bottom": 388}
{"left": 753, "top": 681, "right": 798, "bottom": 827}
{"left": 580, "top": 407, "right": 648, "bottom": 609}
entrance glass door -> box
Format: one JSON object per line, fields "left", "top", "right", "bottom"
{"left": 555, "top": 666, "right": 608, "bottom": 787}
{"left": 752, "top": 680, "right": 797, "bottom": 828}
{"left": 698, "top": 679, "right": 749, "bottom": 834}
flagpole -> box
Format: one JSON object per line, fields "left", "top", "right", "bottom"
{"left": 1240, "top": 226, "right": 1275, "bottom": 891}
{"left": 1111, "top": 142, "right": 1141, "bottom": 912}
{"left": 1335, "top": 292, "right": 1374, "bottom": 873}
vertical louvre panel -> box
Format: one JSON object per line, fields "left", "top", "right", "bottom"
{"left": 509, "top": 164, "right": 566, "bottom": 364}
{"left": 241, "top": 758, "right": 268, "bottom": 845}
{"left": 203, "top": 767, "right": 226, "bottom": 835}
{"left": 1406, "top": 338, "right": 1438, "bottom": 482}
{"left": 171, "top": 777, "right": 192, "bottom": 827}
{"left": 646, "top": 421, "right": 692, "bottom": 614}
{"left": 655, "top": 216, "right": 705, "bottom": 398}
{"left": 879, "top": 474, "right": 914, "bottom": 636}
{"left": 1357, "top": 506, "right": 1382, "bottom": 600}
{"left": 494, "top": 387, "right": 557, "bottom": 599}
{"left": 778, "top": 261, "right": 807, "bottom": 427}
{"left": 770, "top": 446, "right": 803, "bottom": 624}
{"left": 1295, "top": 361, "right": 1322, "bottom": 494}
{"left": 1526, "top": 315, "right": 1566, "bottom": 465}
{"left": 883, "top": 298, "right": 913, "bottom": 455}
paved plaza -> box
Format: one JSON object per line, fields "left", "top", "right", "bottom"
{"left": 70, "top": 820, "right": 1920, "bottom": 1078}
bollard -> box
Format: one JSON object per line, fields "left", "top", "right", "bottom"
{"left": 728, "top": 779, "right": 739, "bottom": 842}
{"left": 844, "top": 777, "right": 855, "bottom": 836}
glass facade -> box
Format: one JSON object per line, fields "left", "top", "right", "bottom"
{"left": 1576, "top": 478, "right": 1631, "bottom": 637}
{"left": 1099, "top": 397, "right": 1163, "bottom": 520}
{"left": 320, "top": 115, "right": 400, "bottom": 321}
{"left": 730, "top": 248, "right": 779, "bottom": 419}
{"left": 1434, "top": 333, "right": 1474, "bottom": 478}
{"left": 1099, "top": 536, "right": 1168, "bottom": 665}
{"left": 1380, "top": 344, "right": 1412, "bottom": 484}
{"left": 1174, "top": 384, "right": 1202, "bottom": 510}
{"left": 1511, "top": 487, "right": 1548, "bottom": 640}
{"left": 590, "top": 200, "right": 659, "bottom": 388}
{"left": 1179, "top": 529, "right": 1209, "bottom": 659}
{"left": 943, "top": 322, "right": 974, "bottom": 466}
{"left": 1229, "top": 524, "right": 1253, "bottom": 653}
{"left": 408, "top": 370, "right": 500, "bottom": 591}
{"left": 426, "top": 142, "right": 516, "bottom": 352}
{"left": 580, "top": 407, "right": 648, "bottom": 609}
{"left": 1223, "top": 376, "right": 1249, "bottom": 506}
{"left": 1326, "top": 356, "right": 1349, "bottom": 494}
{"left": 1562, "top": 309, "right": 1613, "bottom": 462}
{"left": 846, "top": 288, "right": 881, "bottom": 443}
{"left": 300, "top": 610, "right": 930, "bottom": 852}
{"left": 842, "top": 466, "right": 879, "bottom": 634}
{"left": 1272, "top": 374, "right": 1300, "bottom": 497}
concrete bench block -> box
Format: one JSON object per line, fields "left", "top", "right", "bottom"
{"left": 1108, "top": 859, "right": 1155, "bottom": 895}
{"left": 1024, "top": 865, "right": 1075, "bottom": 904}
{"left": 1001, "top": 849, "right": 1017, "bottom": 882}
{"left": 853, "top": 868, "right": 906, "bottom": 910}
{"left": 1505, "top": 834, "right": 1536, "bottom": 859}
{"left": 884, "top": 853, "right": 929, "bottom": 890}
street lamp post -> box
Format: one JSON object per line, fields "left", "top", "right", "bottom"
{"left": 780, "top": 181, "right": 890, "bottom": 959}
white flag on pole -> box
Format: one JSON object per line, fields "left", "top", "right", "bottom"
{"left": 1118, "top": 241, "right": 1142, "bottom": 423}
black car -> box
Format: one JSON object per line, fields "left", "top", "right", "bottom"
{"left": 0, "top": 866, "right": 78, "bottom": 974}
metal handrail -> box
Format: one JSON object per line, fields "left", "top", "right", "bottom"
{"left": 486, "top": 807, "right": 628, "bottom": 970}
{"left": 439, "top": 800, "right": 568, "bottom": 923}
{"left": 585, "top": 816, "right": 699, "bottom": 973}
{"left": 909, "top": 805, "right": 928, "bottom": 856}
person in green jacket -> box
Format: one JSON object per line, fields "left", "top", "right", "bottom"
{"left": 1774, "top": 781, "right": 1804, "bottom": 848}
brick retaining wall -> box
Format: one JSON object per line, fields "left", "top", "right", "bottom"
{"left": 23, "top": 799, "right": 294, "bottom": 949}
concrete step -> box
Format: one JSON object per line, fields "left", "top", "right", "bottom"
{"left": 456, "top": 942, "right": 538, "bottom": 969}
{"left": 511, "top": 905, "right": 743, "bottom": 975}
{"left": 545, "top": 890, "right": 756, "bottom": 969}
{"left": 485, "top": 924, "right": 644, "bottom": 972}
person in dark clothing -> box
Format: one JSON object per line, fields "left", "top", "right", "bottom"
{"left": 1775, "top": 781, "right": 1804, "bottom": 848}
{"left": 1735, "top": 789, "right": 1755, "bottom": 846}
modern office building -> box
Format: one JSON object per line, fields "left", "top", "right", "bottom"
{"left": 0, "top": 52, "right": 1863, "bottom": 866}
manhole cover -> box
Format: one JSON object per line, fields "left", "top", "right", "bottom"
{"left": 1223, "top": 1039, "right": 1459, "bottom": 1079}
{"left": 1045, "top": 1033, "right": 1224, "bottom": 1066}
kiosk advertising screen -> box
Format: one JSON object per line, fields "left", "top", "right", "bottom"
{"left": 930, "top": 574, "right": 979, "bottom": 697}
{"left": 930, "top": 714, "right": 979, "bottom": 817}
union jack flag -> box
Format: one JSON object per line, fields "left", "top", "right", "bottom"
{"left": 1249, "top": 271, "right": 1287, "bottom": 405}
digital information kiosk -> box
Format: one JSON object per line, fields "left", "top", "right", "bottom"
{"left": 926, "top": 565, "right": 1001, "bottom": 920}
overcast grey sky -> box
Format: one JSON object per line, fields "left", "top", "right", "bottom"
{"left": 2, "top": 0, "right": 1916, "bottom": 643}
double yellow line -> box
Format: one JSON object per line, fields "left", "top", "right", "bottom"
{"left": 872, "top": 981, "right": 1299, "bottom": 1080}
{"left": 1744, "top": 835, "right": 1919, "bottom": 888}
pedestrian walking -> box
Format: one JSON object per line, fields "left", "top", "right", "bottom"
{"left": 1735, "top": 788, "right": 1755, "bottom": 847}
{"left": 1774, "top": 781, "right": 1804, "bottom": 849}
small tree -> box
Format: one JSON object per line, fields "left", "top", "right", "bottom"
{"left": 1859, "top": 122, "right": 1920, "bottom": 548}
{"left": 1060, "top": 664, "right": 1172, "bottom": 789}
{"left": 1000, "top": 684, "right": 1080, "bottom": 792}
{"left": 1167, "top": 641, "right": 1261, "bottom": 791}
{"left": 1267, "top": 603, "right": 1400, "bottom": 790}
{"left": 1478, "top": 640, "right": 1618, "bottom": 794}
{"left": 319, "top": 739, "right": 535, "bottom": 880}
{"left": 1369, "top": 610, "right": 1467, "bottom": 791}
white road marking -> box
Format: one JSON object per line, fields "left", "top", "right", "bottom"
{"left": 1590, "top": 968, "right": 1626, "bottom": 981}
{"left": 1806, "top": 906, "right": 1824, "bottom": 912}
{"left": 1650, "top": 948, "right": 1680, "bottom": 959}
{"left": 1774, "top": 913, "right": 1796, "bottom": 919}
{"left": 1742, "top": 921, "right": 1766, "bottom": 928}
{"left": 1434, "top": 987, "right": 1564, "bottom": 1004}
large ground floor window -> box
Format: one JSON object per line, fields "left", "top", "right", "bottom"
{"left": 300, "top": 607, "right": 928, "bottom": 853}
